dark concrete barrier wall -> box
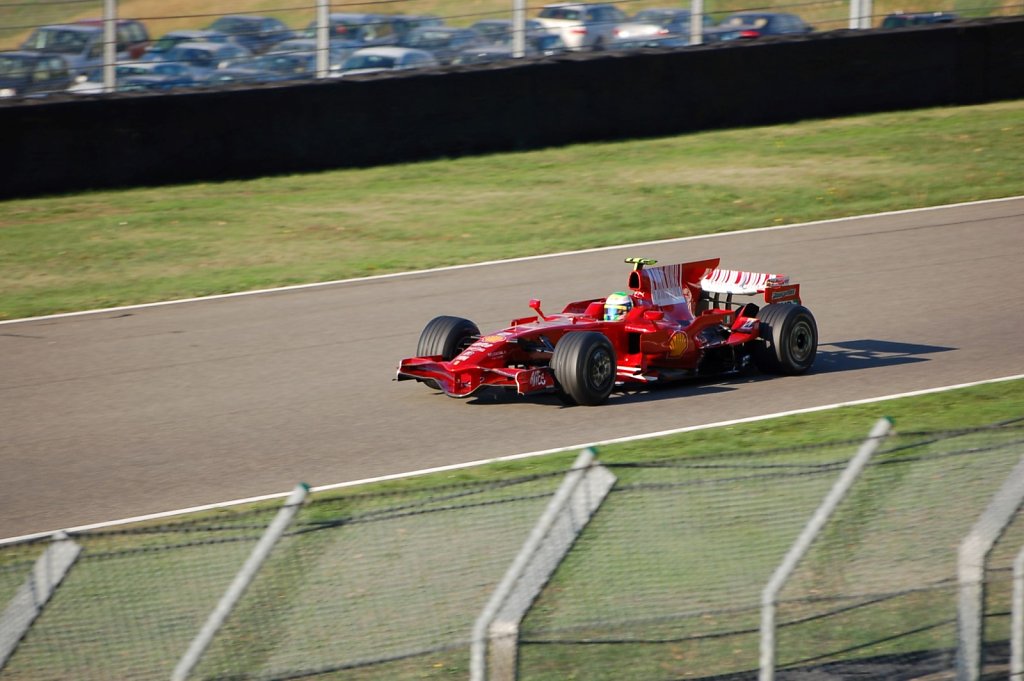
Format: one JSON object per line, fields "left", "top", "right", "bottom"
{"left": 2, "top": 17, "right": 1022, "bottom": 199}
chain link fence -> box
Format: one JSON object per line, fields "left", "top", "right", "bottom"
{"left": 1, "top": 419, "right": 1023, "bottom": 680}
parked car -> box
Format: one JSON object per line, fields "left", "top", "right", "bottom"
{"left": 336, "top": 46, "right": 438, "bottom": 76}
{"left": 0, "top": 50, "right": 71, "bottom": 98}
{"left": 391, "top": 14, "right": 446, "bottom": 41}
{"left": 162, "top": 41, "right": 252, "bottom": 80}
{"left": 612, "top": 8, "right": 710, "bottom": 41}
{"left": 69, "top": 61, "right": 195, "bottom": 93}
{"left": 72, "top": 18, "right": 151, "bottom": 58}
{"left": 141, "top": 29, "right": 233, "bottom": 61}
{"left": 453, "top": 36, "right": 568, "bottom": 65}
{"left": 302, "top": 13, "right": 399, "bottom": 46}
{"left": 881, "top": 11, "right": 959, "bottom": 28}
{"left": 535, "top": 3, "right": 628, "bottom": 51}
{"left": 469, "top": 18, "right": 550, "bottom": 44}
{"left": 717, "top": 12, "right": 814, "bottom": 38}
{"left": 205, "top": 15, "right": 294, "bottom": 54}
{"left": 608, "top": 34, "right": 691, "bottom": 50}
{"left": 267, "top": 38, "right": 357, "bottom": 69}
{"left": 398, "top": 26, "right": 486, "bottom": 65}
{"left": 20, "top": 24, "right": 107, "bottom": 76}
{"left": 205, "top": 52, "right": 318, "bottom": 85}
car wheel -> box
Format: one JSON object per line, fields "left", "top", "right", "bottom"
{"left": 551, "top": 332, "right": 616, "bottom": 406}
{"left": 416, "top": 316, "right": 479, "bottom": 390}
{"left": 753, "top": 304, "right": 817, "bottom": 375}
{"left": 417, "top": 315, "right": 479, "bottom": 360}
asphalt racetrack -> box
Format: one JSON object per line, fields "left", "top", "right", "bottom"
{"left": 2, "top": 198, "right": 1022, "bottom": 540}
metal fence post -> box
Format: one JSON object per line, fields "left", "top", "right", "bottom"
{"left": 690, "top": 0, "right": 705, "bottom": 46}
{"left": 470, "top": 448, "right": 616, "bottom": 681}
{"left": 759, "top": 417, "right": 893, "bottom": 681}
{"left": 0, "top": 531, "right": 81, "bottom": 671}
{"left": 315, "top": 0, "right": 329, "bottom": 78}
{"left": 171, "top": 483, "right": 309, "bottom": 681}
{"left": 955, "top": 456, "right": 1024, "bottom": 681}
{"left": 102, "top": 0, "right": 116, "bottom": 93}
{"left": 512, "top": 0, "right": 526, "bottom": 58}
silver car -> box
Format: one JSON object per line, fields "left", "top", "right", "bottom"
{"left": 535, "top": 3, "right": 628, "bottom": 51}
{"left": 336, "top": 46, "right": 438, "bottom": 76}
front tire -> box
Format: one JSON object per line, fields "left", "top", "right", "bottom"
{"left": 753, "top": 304, "right": 817, "bottom": 375}
{"left": 551, "top": 332, "right": 616, "bottom": 406}
{"left": 417, "top": 316, "right": 479, "bottom": 360}
{"left": 416, "top": 316, "right": 479, "bottom": 391}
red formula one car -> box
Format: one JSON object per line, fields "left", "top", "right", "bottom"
{"left": 396, "top": 257, "right": 817, "bottom": 405}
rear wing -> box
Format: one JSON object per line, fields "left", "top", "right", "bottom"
{"left": 626, "top": 258, "right": 801, "bottom": 313}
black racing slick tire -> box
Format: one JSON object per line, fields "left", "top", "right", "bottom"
{"left": 551, "top": 332, "right": 616, "bottom": 406}
{"left": 753, "top": 304, "right": 818, "bottom": 375}
{"left": 417, "top": 316, "right": 480, "bottom": 360}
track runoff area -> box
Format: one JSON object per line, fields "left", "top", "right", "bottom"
{"left": 2, "top": 197, "right": 1021, "bottom": 545}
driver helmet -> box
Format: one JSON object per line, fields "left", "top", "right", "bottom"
{"left": 604, "top": 291, "right": 633, "bottom": 322}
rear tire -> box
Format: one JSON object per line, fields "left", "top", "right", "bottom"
{"left": 551, "top": 332, "right": 616, "bottom": 406}
{"left": 753, "top": 304, "right": 817, "bottom": 374}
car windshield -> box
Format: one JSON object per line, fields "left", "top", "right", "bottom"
{"left": 343, "top": 54, "right": 396, "bottom": 69}
{"left": 23, "top": 28, "right": 91, "bottom": 54}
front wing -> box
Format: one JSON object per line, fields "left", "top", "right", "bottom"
{"left": 396, "top": 357, "right": 556, "bottom": 398}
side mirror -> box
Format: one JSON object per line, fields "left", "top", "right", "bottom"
{"left": 529, "top": 299, "right": 553, "bottom": 321}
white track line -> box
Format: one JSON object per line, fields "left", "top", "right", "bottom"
{"left": 2, "top": 374, "right": 1021, "bottom": 546}
{"left": 2, "top": 195, "right": 1021, "bottom": 326}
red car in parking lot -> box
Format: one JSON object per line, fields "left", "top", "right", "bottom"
{"left": 397, "top": 257, "right": 817, "bottom": 405}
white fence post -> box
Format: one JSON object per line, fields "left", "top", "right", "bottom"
{"left": 690, "top": 0, "right": 705, "bottom": 46}
{"left": 955, "top": 456, "right": 1024, "bottom": 681}
{"left": 171, "top": 483, "right": 309, "bottom": 681}
{"left": 315, "top": 0, "right": 329, "bottom": 78}
{"left": 512, "top": 0, "right": 526, "bottom": 58}
{"left": 102, "top": 0, "right": 116, "bottom": 93}
{"left": 0, "top": 531, "right": 81, "bottom": 671}
{"left": 759, "top": 417, "right": 893, "bottom": 681}
{"left": 469, "top": 448, "right": 616, "bottom": 681}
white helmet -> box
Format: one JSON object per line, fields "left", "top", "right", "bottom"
{"left": 604, "top": 291, "right": 632, "bottom": 322}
